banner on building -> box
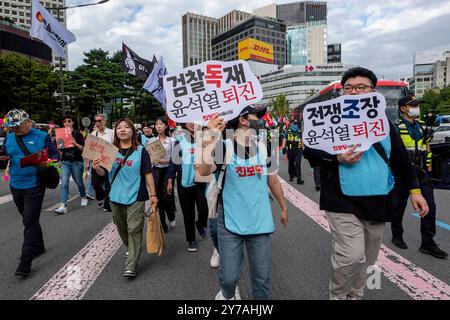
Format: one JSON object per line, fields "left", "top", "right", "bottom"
{"left": 302, "top": 93, "right": 390, "bottom": 154}
{"left": 30, "top": 0, "right": 76, "bottom": 59}
{"left": 122, "top": 43, "right": 154, "bottom": 79}
{"left": 164, "top": 60, "right": 263, "bottom": 125}
{"left": 238, "top": 38, "right": 274, "bottom": 64}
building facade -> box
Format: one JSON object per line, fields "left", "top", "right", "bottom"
{"left": 211, "top": 17, "right": 287, "bottom": 66}
{"left": 327, "top": 43, "right": 341, "bottom": 63}
{"left": 276, "top": 1, "right": 327, "bottom": 26}
{"left": 433, "top": 51, "right": 450, "bottom": 89}
{"left": 287, "top": 20, "right": 327, "bottom": 65}
{"left": 258, "top": 63, "right": 355, "bottom": 109}
{"left": 0, "top": 0, "right": 68, "bottom": 69}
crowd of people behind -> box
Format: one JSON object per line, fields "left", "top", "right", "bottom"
{"left": 1, "top": 67, "right": 448, "bottom": 301}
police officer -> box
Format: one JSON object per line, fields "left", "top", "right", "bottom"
{"left": 282, "top": 120, "right": 304, "bottom": 184}
{"left": 391, "top": 96, "right": 448, "bottom": 259}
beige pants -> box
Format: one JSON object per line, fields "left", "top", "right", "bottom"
{"left": 326, "top": 211, "right": 385, "bottom": 300}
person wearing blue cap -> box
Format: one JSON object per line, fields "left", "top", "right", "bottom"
{"left": 1, "top": 109, "right": 60, "bottom": 276}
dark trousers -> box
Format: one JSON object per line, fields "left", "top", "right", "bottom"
{"left": 288, "top": 148, "right": 302, "bottom": 180}
{"left": 313, "top": 166, "right": 321, "bottom": 187}
{"left": 92, "top": 169, "right": 110, "bottom": 201}
{"left": 152, "top": 167, "right": 176, "bottom": 232}
{"left": 10, "top": 185, "right": 46, "bottom": 261}
{"left": 391, "top": 171, "right": 437, "bottom": 246}
{"left": 177, "top": 179, "right": 208, "bottom": 243}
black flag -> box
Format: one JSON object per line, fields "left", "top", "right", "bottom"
{"left": 122, "top": 42, "right": 154, "bottom": 79}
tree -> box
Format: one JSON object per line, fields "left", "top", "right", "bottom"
{"left": 421, "top": 86, "right": 450, "bottom": 117}
{"left": 271, "top": 94, "right": 290, "bottom": 120}
{"left": 0, "top": 53, "right": 59, "bottom": 122}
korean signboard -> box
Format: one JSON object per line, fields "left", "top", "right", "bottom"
{"left": 302, "top": 93, "right": 390, "bottom": 154}
{"left": 82, "top": 135, "right": 119, "bottom": 171}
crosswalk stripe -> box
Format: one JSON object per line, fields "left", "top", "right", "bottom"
{"left": 0, "top": 194, "right": 13, "bottom": 205}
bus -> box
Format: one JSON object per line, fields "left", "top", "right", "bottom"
{"left": 294, "top": 80, "right": 410, "bottom": 123}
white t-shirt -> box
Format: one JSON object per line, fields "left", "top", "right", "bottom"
{"left": 91, "top": 128, "right": 114, "bottom": 144}
{"left": 148, "top": 136, "right": 174, "bottom": 168}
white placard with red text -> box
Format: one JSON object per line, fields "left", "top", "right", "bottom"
{"left": 302, "top": 92, "right": 390, "bottom": 154}
{"left": 164, "top": 60, "right": 263, "bottom": 125}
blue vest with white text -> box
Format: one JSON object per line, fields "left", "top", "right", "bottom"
{"left": 222, "top": 140, "right": 274, "bottom": 235}
{"left": 109, "top": 146, "right": 143, "bottom": 205}
{"left": 339, "top": 136, "right": 394, "bottom": 196}
{"left": 179, "top": 135, "right": 196, "bottom": 188}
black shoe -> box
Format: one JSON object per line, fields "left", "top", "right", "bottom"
{"left": 188, "top": 241, "right": 198, "bottom": 252}
{"left": 419, "top": 245, "right": 448, "bottom": 259}
{"left": 14, "top": 260, "right": 31, "bottom": 277}
{"left": 392, "top": 237, "right": 408, "bottom": 249}
{"left": 297, "top": 179, "right": 304, "bottom": 185}
{"left": 289, "top": 177, "right": 294, "bottom": 182}
{"left": 315, "top": 185, "right": 321, "bottom": 191}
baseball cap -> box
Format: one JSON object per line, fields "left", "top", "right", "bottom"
{"left": 227, "top": 105, "right": 267, "bottom": 127}
{"left": 4, "top": 109, "right": 30, "bottom": 127}
{"left": 398, "top": 96, "right": 420, "bottom": 108}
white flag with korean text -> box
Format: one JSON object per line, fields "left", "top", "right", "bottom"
{"left": 30, "top": 0, "right": 76, "bottom": 59}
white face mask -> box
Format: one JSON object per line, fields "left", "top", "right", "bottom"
{"left": 407, "top": 107, "right": 420, "bottom": 118}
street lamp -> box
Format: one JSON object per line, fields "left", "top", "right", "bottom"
{"left": 12, "top": 0, "right": 110, "bottom": 117}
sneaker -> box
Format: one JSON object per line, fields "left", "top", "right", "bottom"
{"left": 97, "top": 200, "right": 104, "bottom": 209}
{"left": 419, "top": 244, "right": 448, "bottom": 259}
{"left": 315, "top": 185, "right": 321, "bottom": 191}
{"left": 210, "top": 248, "right": 219, "bottom": 268}
{"left": 14, "top": 260, "right": 31, "bottom": 277}
{"left": 125, "top": 251, "right": 129, "bottom": 258}
{"left": 54, "top": 204, "right": 68, "bottom": 215}
{"left": 123, "top": 270, "right": 136, "bottom": 278}
{"left": 289, "top": 177, "right": 294, "bottom": 182}
{"left": 103, "top": 208, "right": 108, "bottom": 212}
{"left": 188, "top": 241, "right": 198, "bottom": 252}
{"left": 215, "top": 290, "right": 235, "bottom": 300}
{"left": 392, "top": 237, "right": 408, "bottom": 249}
{"left": 297, "top": 179, "right": 305, "bottom": 185}
{"left": 81, "top": 197, "right": 88, "bottom": 207}
{"left": 235, "top": 285, "right": 241, "bottom": 300}
{"left": 169, "top": 220, "right": 176, "bottom": 228}
{"left": 86, "top": 194, "right": 95, "bottom": 200}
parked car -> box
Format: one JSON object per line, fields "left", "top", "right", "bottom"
{"left": 434, "top": 115, "right": 450, "bottom": 126}
{"left": 430, "top": 124, "right": 450, "bottom": 144}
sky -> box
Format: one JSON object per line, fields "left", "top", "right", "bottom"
{"left": 66, "top": 0, "right": 450, "bottom": 80}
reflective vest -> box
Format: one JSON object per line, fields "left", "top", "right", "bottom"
{"left": 286, "top": 131, "right": 302, "bottom": 150}
{"left": 398, "top": 120, "right": 432, "bottom": 168}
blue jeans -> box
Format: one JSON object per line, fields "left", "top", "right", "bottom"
{"left": 209, "top": 218, "right": 218, "bottom": 251}
{"left": 86, "top": 164, "right": 95, "bottom": 196}
{"left": 217, "top": 205, "right": 272, "bottom": 300}
{"left": 60, "top": 160, "right": 86, "bottom": 204}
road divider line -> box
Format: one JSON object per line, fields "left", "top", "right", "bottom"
{"left": 411, "top": 212, "right": 450, "bottom": 231}
{"left": 0, "top": 194, "right": 13, "bottom": 205}
{"left": 280, "top": 177, "right": 450, "bottom": 300}
{"left": 31, "top": 223, "right": 122, "bottom": 300}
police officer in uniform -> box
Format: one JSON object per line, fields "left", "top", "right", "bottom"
{"left": 391, "top": 96, "right": 448, "bottom": 259}
{"left": 282, "top": 120, "right": 304, "bottom": 184}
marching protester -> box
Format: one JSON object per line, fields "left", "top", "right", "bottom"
{"left": 1, "top": 109, "right": 60, "bottom": 276}
{"left": 167, "top": 123, "right": 208, "bottom": 253}
{"left": 90, "top": 114, "right": 114, "bottom": 210}
{"left": 282, "top": 120, "right": 304, "bottom": 184}
{"left": 198, "top": 106, "right": 288, "bottom": 300}
{"left": 303, "top": 67, "right": 429, "bottom": 300}
{"left": 149, "top": 117, "right": 176, "bottom": 233}
{"left": 391, "top": 96, "right": 448, "bottom": 258}
{"left": 143, "top": 125, "right": 155, "bottom": 139}
{"left": 55, "top": 115, "right": 87, "bottom": 215}
{"left": 92, "top": 118, "right": 158, "bottom": 278}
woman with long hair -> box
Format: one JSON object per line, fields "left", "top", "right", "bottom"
{"left": 93, "top": 118, "right": 158, "bottom": 278}
{"left": 149, "top": 117, "right": 176, "bottom": 233}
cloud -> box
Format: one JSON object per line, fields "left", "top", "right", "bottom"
{"left": 66, "top": 0, "right": 450, "bottom": 80}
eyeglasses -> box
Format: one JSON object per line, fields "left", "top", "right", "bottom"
{"left": 64, "top": 120, "right": 72, "bottom": 123}
{"left": 343, "top": 84, "right": 374, "bottom": 93}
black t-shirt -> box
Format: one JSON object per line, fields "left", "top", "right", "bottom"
{"left": 61, "top": 130, "right": 85, "bottom": 161}
{"left": 115, "top": 147, "right": 153, "bottom": 202}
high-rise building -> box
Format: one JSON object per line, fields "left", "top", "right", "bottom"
{"left": 211, "top": 17, "right": 287, "bottom": 67}
{"left": 182, "top": 10, "right": 252, "bottom": 68}
{"left": 327, "top": 43, "right": 341, "bottom": 63}
{"left": 0, "top": 0, "right": 68, "bottom": 69}
{"left": 253, "top": 1, "right": 327, "bottom": 26}
{"left": 433, "top": 51, "right": 450, "bottom": 89}
{"left": 287, "top": 20, "right": 326, "bottom": 65}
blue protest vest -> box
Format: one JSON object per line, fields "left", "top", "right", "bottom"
{"left": 5, "top": 129, "right": 47, "bottom": 189}
{"left": 179, "top": 135, "right": 196, "bottom": 188}
{"left": 109, "top": 146, "right": 143, "bottom": 205}
{"left": 222, "top": 140, "right": 274, "bottom": 235}
{"left": 339, "top": 136, "right": 394, "bottom": 196}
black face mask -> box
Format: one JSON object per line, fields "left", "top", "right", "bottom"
{"left": 248, "top": 119, "right": 265, "bottom": 132}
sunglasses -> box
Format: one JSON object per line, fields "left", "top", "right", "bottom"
{"left": 64, "top": 120, "right": 72, "bottom": 123}
{"left": 95, "top": 119, "right": 103, "bottom": 123}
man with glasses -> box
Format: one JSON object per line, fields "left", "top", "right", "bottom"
{"left": 304, "top": 67, "right": 429, "bottom": 300}
{"left": 55, "top": 115, "right": 87, "bottom": 215}
{"left": 90, "top": 114, "right": 114, "bottom": 210}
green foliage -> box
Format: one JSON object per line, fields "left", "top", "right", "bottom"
{"left": 421, "top": 86, "right": 450, "bottom": 116}
{"left": 271, "top": 94, "right": 290, "bottom": 119}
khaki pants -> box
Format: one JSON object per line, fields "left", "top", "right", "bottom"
{"left": 326, "top": 211, "right": 385, "bottom": 300}
{"left": 111, "top": 201, "right": 145, "bottom": 272}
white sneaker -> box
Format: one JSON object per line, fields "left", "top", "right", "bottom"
{"left": 125, "top": 251, "right": 129, "bottom": 258}
{"left": 81, "top": 197, "right": 88, "bottom": 207}
{"left": 170, "top": 220, "right": 176, "bottom": 228}
{"left": 54, "top": 204, "right": 68, "bottom": 215}
{"left": 215, "top": 290, "right": 235, "bottom": 300}
{"left": 235, "top": 285, "right": 241, "bottom": 300}
{"left": 210, "top": 248, "right": 219, "bottom": 268}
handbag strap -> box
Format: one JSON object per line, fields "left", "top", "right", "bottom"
{"left": 110, "top": 149, "right": 134, "bottom": 186}
{"left": 15, "top": 135, "right": 31, "bottom": 156}
{"left": 373, "top": 142, "right": 389, "bottom": 165}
